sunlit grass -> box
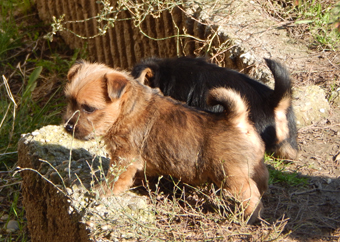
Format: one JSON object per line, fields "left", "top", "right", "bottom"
{"left": 294, "top": 0, "right": 340, "bottom": 50}
{"left": 0, "top": 1, "right": 86, "bottom": 241}
{"left": 265, "top": 155, "right": 309, "bottom": 187}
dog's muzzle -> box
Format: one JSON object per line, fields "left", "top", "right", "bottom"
{"left": 64, "top": 122, "right": 74, "bottom": 133}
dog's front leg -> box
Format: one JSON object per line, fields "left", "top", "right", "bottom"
{"left": 110, "top": 164, "right": 139, "bottom": 195}
{"left": 106, "top": 156, "right": 143, "bottom": 195}
{"left": 95, "top": 157, "right": 143, "bottom": 197}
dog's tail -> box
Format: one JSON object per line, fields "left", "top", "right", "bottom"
{"left": 265, "top": 59, "right": 294, "bottom": 145}
{"left": 265, "top": 58, "right": 292, "bottom": 108}
{"left": 207, "top": 88, "right": 250, "bottom": 130}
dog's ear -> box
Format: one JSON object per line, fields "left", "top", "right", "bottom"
{"left": 135, "top": 67, "right": 153, "bottom": 85}
{"left": 67, "top": 60, "right": 85, "bottom": 82}
{"left": 105, "top": 72, "right": 129, "bottom": 100}
{"left": 67, "top": 60, "right": 86, "bottom": 82}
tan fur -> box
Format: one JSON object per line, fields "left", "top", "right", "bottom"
{"left": 273, "top": 96, "right": 298, "bottom": 159}
{"left": 135, "top": 67, "right": 153, "bottom": 85}
{"left": 274, "top": 141, "right": 298, "bottom": 161}
{"left": 274, "top": 96, "right": 290, "bottom": 144}
{"left": 64, "top": 61, "right": 269, "bottom": 224}
{"left": 207, "top": 88, "right": 249, "bottom": 127}
{"left": 208, "top": 88, "right": 263, "bottom": 155}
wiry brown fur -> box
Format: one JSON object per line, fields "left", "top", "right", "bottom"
{"left": 131, "top": 57, "right": 299, "bottom": 160}
{"left": 63, "top": 61, "right": 269, "bottom": 224}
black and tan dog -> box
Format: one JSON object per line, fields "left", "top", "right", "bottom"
{"left": 131, "top": 57, "right": 298, "bottom": 160}
{"left": 63, "top": 60, "right": 269, "bottom": 223}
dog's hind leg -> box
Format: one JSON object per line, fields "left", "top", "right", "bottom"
{"left": 209, "top": 162, "right": 264, "bottom": 224}
{"left": 225, "top": 174, "right": 263, "bottom": 224}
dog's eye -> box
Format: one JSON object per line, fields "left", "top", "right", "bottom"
{"left": 82, "top": 104, "right": 96, "bottom": 113}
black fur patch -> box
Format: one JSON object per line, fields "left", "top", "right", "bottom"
{"left": 132, "top": 57, "right": 298, "bottom": 158}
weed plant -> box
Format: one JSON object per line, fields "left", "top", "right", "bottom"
{"left": 295, "top": 0, "right": 340, "bottom": 50}
{"left": 266, "top": 0, "right": 340, "bottom": 50}
{"left": 0, "top": 9, "right": 85, "bottom": 169}
{"left": 0, "top": 1, "right": 85, "bottom": 241}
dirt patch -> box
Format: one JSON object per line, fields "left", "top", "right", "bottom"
{"left": 263, "top": 106, "right": 340, "bottom": 241}
{"left": 183, "top": 1, "right": 340, "bottom": 240}
{"left": 205, "top": 2, "right": 340, "bottom": 238}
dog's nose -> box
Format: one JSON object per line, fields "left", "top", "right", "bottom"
{"left": 65, "top": 122, "right": 74, "bottom": 133}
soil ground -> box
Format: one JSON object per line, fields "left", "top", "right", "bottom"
{"left": 263, "top": 70, "right": 340, "bottom": 241}
{"left": 207, "top": 2, "right": 340, "bottom": 239}
{"left": 264, "top": 106, "right": 340, "bottom": 241}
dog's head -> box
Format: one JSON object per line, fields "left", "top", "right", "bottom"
{"left": 63, "top": 60, "right": 131, "bottom": 140}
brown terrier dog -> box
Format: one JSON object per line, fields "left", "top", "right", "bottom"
{"left": 63, "top": 60, "right": 269, "bottom": 223}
